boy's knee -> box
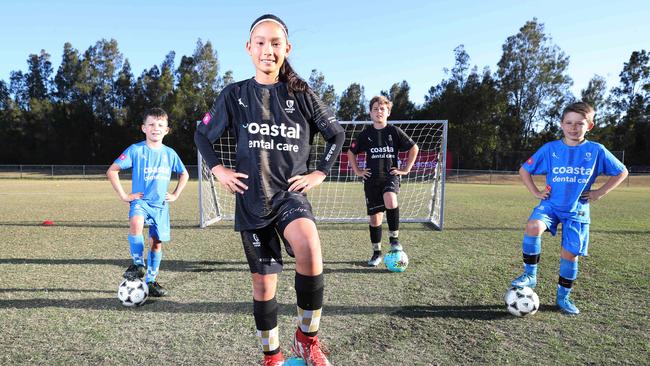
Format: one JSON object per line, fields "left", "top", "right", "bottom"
{"left": 525, "top": 221, "right": 545, "bottom": 236}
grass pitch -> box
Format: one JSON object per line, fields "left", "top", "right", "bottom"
{"left": 0, "top": 180, "right": 648, "bottom": 365}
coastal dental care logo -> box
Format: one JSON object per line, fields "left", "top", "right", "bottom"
{"left": 284, "top": 100, "right": 295, "bottom": 113}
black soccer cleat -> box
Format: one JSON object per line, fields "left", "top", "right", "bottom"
{"left": 123, "top": 264, "right": 146, "bottom": 280}
{"left": 147, "top": 281, "right": 168, "bottom": 297}
{"left": 367, "top": 251, "right": 383, "bottom": 267}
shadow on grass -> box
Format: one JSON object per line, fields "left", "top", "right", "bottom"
{"left": 0, "top": 258, "right": 387, "bottom": 275}
{"left": 0, "top": 220, "right": 200, "bottom": 229}
{"left": 0, "top": 297, "right": 533, "bottom": 319}
{"left": 0, "top": 258, "right": 248, "bottom": 273}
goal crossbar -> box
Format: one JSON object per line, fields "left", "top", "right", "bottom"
{"left": 198, "top": 120, "right": 447, "bottom": 230}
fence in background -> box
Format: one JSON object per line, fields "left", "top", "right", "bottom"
{"left": 0, "top": 165, "right": 648, "bottom": 187}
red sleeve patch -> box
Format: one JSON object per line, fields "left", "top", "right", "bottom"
{"left": 202, "top": 112, "right": 212, "bottom": 125}
{"left": 118, "top": 154, "right": 126, "bottom": 160}
{"left": 526, "top": 157, "right": 533, "bottom": 165}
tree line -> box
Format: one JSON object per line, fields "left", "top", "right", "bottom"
{"left": 0, "top": 19, "right": 648, "bottom": 170}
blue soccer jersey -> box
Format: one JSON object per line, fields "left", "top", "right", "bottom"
{"left": 522, "top": 139, "right": 625, "bottom": 222}
{"left": 114, "top": 141, "right": 187, "bottom": 207}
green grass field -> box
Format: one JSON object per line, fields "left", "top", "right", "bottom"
{"left": 0, "top": 180, "right": 648, "bottom": 365}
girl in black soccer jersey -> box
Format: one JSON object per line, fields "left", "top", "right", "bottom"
{"left": 194, "top": 14, "right": 344, "bottom": 366}
{"left": 346, "top": 96, "right": 419, "bottom": 267}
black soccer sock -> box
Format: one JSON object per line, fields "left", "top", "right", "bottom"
{"left": 386, "top": 208, "right": 399, "bottom": 242}
{"left": 369, "top": 225, "right": 382, "bottom": 251}
{"left": 295, "top": 273, "right": 324, "bottom": 337}
{"left": 254, "top": 297, "right": 280, "bottom": 355}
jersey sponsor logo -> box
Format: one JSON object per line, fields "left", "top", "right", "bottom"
{"left": 202, "top": 112, "right": 211, "bottom": 125}
{"left": 246, "top": 122, "right": 302, "bottom": 152}
{"left": 246, "top": 122, "right": 301, "bottom": 139}
{"left": 584, "top": 152, "right": 592, "bottom": 161}
{"left": 552, "top": 152, "right": 560, "bottom": 159}
{"left": 284, "top": 100, "right": 295, "bottom": 113}
{"left": 119, "top": 154, "right": 126, "bottom": 160}
{"left": 252, "top": 233, "right": 261, "bottom": 247}
{"left": 369, "top": 146, "right": 395, "bottom": 154}
{"left": 551, "top": 166, "right": 593, "bottom": 184}
{"left": 388, "top": 134, "right": 393, "bottom": 143}
{"left": 238, "top": 98, "right": 248, "bottom": 108}
{"left": 143, "top": 166, "right": 171, "bottom": 181}
{"left": 552, "top": 166, "right": 592, "bottom": 175}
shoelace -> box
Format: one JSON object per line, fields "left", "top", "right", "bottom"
{"left": 306, "top": 338, "right": 330, "bottom": 365}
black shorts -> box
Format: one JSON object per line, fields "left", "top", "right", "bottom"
{"left": 240, "top": 192, "right": 315, "bottom": 275}
{"left": 363, "top": 176, "right": 400, "bottom": 215}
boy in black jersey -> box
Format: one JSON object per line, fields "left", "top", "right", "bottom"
{"left": 194, "top": 14, "right": 343, "bottom": 366}
{"left": 347, "top": 96, "right": 419, "bottom": 267}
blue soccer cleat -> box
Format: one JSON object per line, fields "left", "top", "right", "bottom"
{"left": 510, "top": 273, "right": 537, "bottom": 289}
{"left": 557, "top": 296, "right": 580, "bottom": 315}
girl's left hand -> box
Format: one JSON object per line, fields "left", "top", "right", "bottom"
{"left": 288, "top": 171, "right": 326, "bottom": 193}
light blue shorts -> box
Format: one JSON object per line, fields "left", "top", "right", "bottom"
{"left": 529, "top": 205, "right": 590, "bottom": 256}
{"left": 129, "top": 199, "right": 170, "bottom": 242}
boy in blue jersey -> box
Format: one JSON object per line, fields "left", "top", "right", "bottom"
{"left": 107, "top": 108, "right": 189, "bottom": 297}
{"left": 510, "top": 102, "right": 628, "bottom": 315}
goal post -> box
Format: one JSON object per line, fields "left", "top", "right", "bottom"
{"left": 198, "top": 120, "right": 448, "bottom": 229}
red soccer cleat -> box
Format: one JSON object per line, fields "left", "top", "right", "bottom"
{"left": 291, "top": 329, "right": 332, "bottom": 366}
{"left": 262, "top": 352, "right": 285, "bottom": 366}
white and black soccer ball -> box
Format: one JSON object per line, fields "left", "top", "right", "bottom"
{"left": 117, "top": 278, "right": 149, "bottom": 307}
{"left": 504, "top": 286, "right": 539, "bottom": 316}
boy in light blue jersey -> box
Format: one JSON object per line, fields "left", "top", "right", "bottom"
{"left": 107, "top": 108, "right": 189, "bottom": 297}
{"left": 510, "top": 102, "right": 628, "bottom": 315}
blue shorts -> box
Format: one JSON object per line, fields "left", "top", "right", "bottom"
{"left": 129, "top": 199, "right": 170, "bottom": 242}
{"left": 529, "top": 205, "right": 590, "bottom": 256}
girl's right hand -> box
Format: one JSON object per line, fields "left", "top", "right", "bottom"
{"left": 211, "top": 165, "right": 249, "bottom": 194}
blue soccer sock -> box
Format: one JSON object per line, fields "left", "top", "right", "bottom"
{"left": 146, "top": 250, "right": 162, "bottom": 283}
{"left": 127, "top": 234, "right": 145, "bottom": 266}
{"left": 557, "top": 257, "right": 578, "bottom": 298}
{"left": 522, "top": 235, "right": 541, "bottom": 276}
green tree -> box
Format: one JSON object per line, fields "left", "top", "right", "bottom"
{"left": 337, "top": 83, "right": 367, "bottom": 121}
{"left": 308, "top": 69, "right": 337, "bottom": 110}
{"left": 497, "top": 19, "right": 573, "bottom": 151}
{"left": 381, "top": 80, "right": 416, "bottom": 120}
{"left": 610, "top": 50, "right": 650, "bottom": 166}
{"left": 420, "top": 46, "right": 504, "bottom": 169}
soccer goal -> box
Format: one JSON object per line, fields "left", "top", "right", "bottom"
{"left": 198, "top": 120, "right": 448, "bottom": 230}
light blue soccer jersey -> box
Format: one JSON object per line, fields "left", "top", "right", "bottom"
{"left": 114, "top": 141, "right": 186, "bottom": 207}
{"left": 522, "top": 139, "right": 625, "bottom": 222}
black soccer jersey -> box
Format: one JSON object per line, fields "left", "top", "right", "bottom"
{"left": 349, "top": 124, "right": 415, "bottom": 180}
{"left": 195, "top": 78, "right": 344, "bottom": 231}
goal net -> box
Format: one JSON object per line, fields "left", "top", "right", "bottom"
{"left": 198, "top": 120, "right": 448, "bottom": 229}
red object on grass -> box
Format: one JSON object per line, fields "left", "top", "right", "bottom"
{"left": 42, "top": 220, "right": 54, "bottom": 226}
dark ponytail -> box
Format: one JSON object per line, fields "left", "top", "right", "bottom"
{"left": 280, "top": 60, "right": 309, "bottom": 93}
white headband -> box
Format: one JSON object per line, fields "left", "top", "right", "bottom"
{"left": 249, "top": 18, "right": 288, "bottom": 38}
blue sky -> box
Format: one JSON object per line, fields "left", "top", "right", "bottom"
{"left": 1, "top": 0, "right": 648, "bottom": 105}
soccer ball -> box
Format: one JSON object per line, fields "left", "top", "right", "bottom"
{"left": 504, "top": 286, "right": 539, "bottom": 316}
{"left": 384, "top": 249, "right": 409, "bottom": 272}
{"left": 283, "top": 357, "right": 307, "bottom": 365}
{"left": 117, "top": 278, "right": 149, "bottom": 307}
